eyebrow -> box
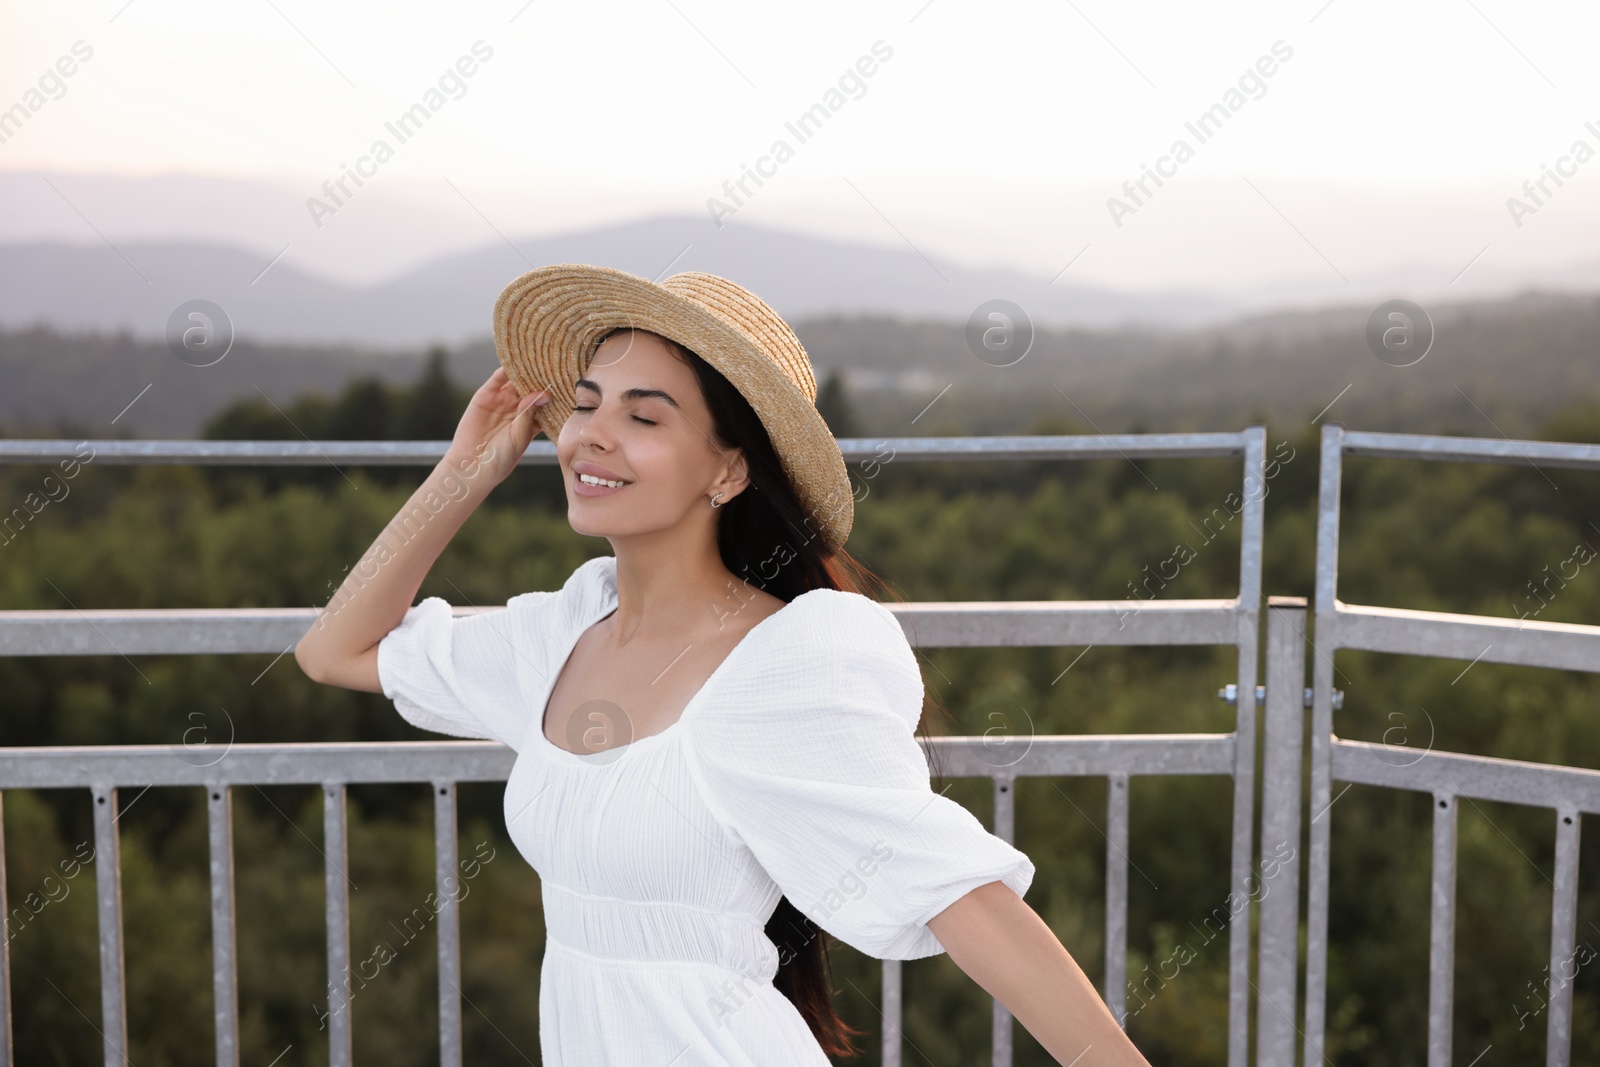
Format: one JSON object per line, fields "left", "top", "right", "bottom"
{"left": 575, "top": 378, "right": 680, "bottom": 410}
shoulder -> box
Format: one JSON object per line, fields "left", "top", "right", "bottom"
{"left": 504, "top": 554, "right": 615, "bottom": 617}
{"left": 557, "top": 553, "right": 617, "bottom": 601}
{"left": 743, "top": 587, "right": 925, "bottom": 727}
{"left": 782, "top": 587, "right": 910, "bottom": 650}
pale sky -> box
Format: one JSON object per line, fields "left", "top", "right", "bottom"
{"left": 4, "top": 0, "right": 1598, "bottom": 292}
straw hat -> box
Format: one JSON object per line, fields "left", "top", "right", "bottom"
{"left": 492, "top": 263, "right": 854, "bottom": 554}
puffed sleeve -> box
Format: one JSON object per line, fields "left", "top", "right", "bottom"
{"left": 682, "top": 589, "right": 1035, "bottom": 961}
{"left": 376, "top": 589, "right": 559, "bottom": 751}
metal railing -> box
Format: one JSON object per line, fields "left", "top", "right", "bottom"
{"left": 0, "top": 432, "right": 1271, "bottom": 1067}
{"left": 1293, "top": 425, "right": 1600, "bottom": 1067}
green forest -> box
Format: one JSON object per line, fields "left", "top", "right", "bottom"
{"left": 2, "top": 351, "right": 1599, "bottom": 1066}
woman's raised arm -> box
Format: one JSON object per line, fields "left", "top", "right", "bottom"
{"left": 292, "top": 367, "right": 551, "bottom": 693}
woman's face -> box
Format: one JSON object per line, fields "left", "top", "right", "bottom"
{"left": 555, "top": 329, "right": 747, "bottom": 542}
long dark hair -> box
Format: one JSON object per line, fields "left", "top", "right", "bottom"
{"left": 603, "top": 328, "right": 958, "bottom": 1058}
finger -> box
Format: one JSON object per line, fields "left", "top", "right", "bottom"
{"left": 475, "top": 373, "right": 507, "bottom": 402}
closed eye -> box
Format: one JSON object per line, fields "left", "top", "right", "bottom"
{"left": 573, "top": 404, "right": 656, "bottom": 426}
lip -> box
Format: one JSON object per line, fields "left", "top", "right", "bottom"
{"left": 572, "top": 461, "right": 632, "bottom": 497}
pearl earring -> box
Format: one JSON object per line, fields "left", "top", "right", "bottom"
{"left": 710, "top": 492, "right": 724, "bottom": 509}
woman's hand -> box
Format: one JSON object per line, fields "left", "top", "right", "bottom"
{"left": 294, "top": 367, "right": 553, "bottom": 692}
{"left": 445, "top": 367, "right": 553, "bottom": 489}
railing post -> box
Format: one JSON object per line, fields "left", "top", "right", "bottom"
{"left": 1256, "top": 598, "right": 1308, "bottom": 1065}
{"left": 1227, "top": 427, "right": 1267, "bottom": 1067}
{"left": 1302, "top": 423, "right": 1344, "bottom": 1065}
{"left": 91, "top": 784, "right": 129, "bottom": 1067}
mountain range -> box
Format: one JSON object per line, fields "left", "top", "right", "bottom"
{"left": 0, "top": 216, "right": 1233, "bottom": 349}
{"left": 8, "top": 169, "right": 1600, "bottom": 348}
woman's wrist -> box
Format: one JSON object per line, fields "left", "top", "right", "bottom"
{"left": 439, "top": 441, "right": 504, "bottom": 502}
{"left": 361, "top": 455, "right": 493, "bottom": 583}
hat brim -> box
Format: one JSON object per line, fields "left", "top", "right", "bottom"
{"left": 492, "top": 263, "right": 854, "bottom": 553}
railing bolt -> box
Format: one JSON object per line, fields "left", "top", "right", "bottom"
{"left": 1218, "top": 684, "right": 1342, "bottom": 710}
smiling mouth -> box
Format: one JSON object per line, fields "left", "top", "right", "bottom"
{"left": 576, "top": 473, "right": 630, "bottom": 489}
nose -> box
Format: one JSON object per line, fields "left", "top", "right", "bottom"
{"left": 574, "top": 401, "right": 617, "bottom": 451}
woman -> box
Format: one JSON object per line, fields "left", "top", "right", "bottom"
{"left": 295, "top": 264, "right": 1151, "bottom": 1065}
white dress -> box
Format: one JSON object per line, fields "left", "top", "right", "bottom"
{"left": 376, "top": 554, "right": 1035, "bottom": 1065}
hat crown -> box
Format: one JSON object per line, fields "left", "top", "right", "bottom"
{"left": 659, "top": 272, "right": 817, "bottom": 403}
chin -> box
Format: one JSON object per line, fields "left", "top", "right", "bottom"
{"left": 566, "top": 508, "right": 626, "bottom": 539}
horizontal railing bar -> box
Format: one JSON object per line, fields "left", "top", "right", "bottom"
{"left": 889, "top": 600, "right": 1241, "bottom": 648}
{"left": 0, "top": 607, "right": 336, "bottom": 656}
{"left": 0, "top": 600, "right": 1242, "bottom": 657}
{"left": 933, "top": 734, "right": 1236, "bottom": 777}
{"left": 0, "top": 432, "right": 1255, "bottom": 468}
{"left": 1342, "top": 430, "right": 1600, "bottom": 471}
{"left": 1332, "top": 739, "right": 1600, "bottom": 813}
{"left": 837, "top": 434, "right": 1256, "bottom": 463}
{"left": 1334, "top": 602, "right": 1600, "bottom": 674}
{"left": 0, "top": 735, "right": 1235, "bottom": 790}
{"left": 0, "top": 742, "right": 517, "bottom": 788}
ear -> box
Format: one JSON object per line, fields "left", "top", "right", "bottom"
{"left": 710, "top": 447, "right": 753, "bottom": 502}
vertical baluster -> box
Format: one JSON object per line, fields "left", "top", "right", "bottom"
{"left": 993, "top": 774, "right": 1018, "bottom": 1067}
{"left": 1104, "top": 774, "right": 1130, "bottom": 1027}
{"left": 1226, "top": 643, "right": 1259, "bottom": 1067}
{"left": 881, "top": 958, "right": 902, "bottom": 1067}
{"left": 0, "top": 793, "right": 11, "bottom": 1067}
{"left": 433, "top": 782, "right": 462, "bottom": 1067}
{"left": 324, "top": 783, "right": 352, "bottom": 1067}
{"left": 91, "top": 784, "right": 128, "bottom": 1067}
{"left": 207, "top": 785, "right": 239, "bottom": 1067}
{"left": 1427, "top": 792, "right": 1457, "bottom": 1067}
{"left": 1545, "top": 807, "right": 1581, "bottom": 1067}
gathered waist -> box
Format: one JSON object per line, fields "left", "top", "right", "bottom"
{"left": 541, "top": 882, "right": 780, "bottom": 982}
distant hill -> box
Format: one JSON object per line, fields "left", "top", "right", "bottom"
{"left": 801, "top": 290, "right": 1600, "bottom": 439}
{"left": 0, "top": 327, "right": 435, "bottom": 439}
{"left": 0, "top": 216, "right": 1231, "bottom": 349}
{"left": 11, "top": 169, "right": 1600, "bottom": 337}
{"left": 3, "top": 289, "right": 1596, "bottom": 441}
